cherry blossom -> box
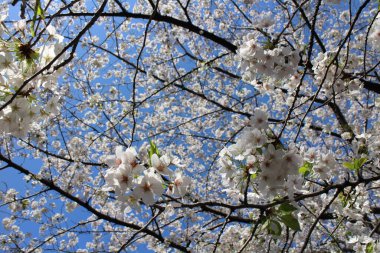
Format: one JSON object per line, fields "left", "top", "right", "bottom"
{"left": 0, "top": 1, "right": 379, "bottom": 252}
{"left": 133, "top": 168, "right": 165, "bottom": 205}
{"left": 151, "top": 153, "right": 173, "bottom": 176}
{"left": 169, "top": 171, "right": 191, "bottom": 196}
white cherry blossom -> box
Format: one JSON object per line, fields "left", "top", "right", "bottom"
{"left": 133, "top": 168, "right": 164, "bottom": 205}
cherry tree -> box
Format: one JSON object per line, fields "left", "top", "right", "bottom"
{"left": 0, "top": 0, "right": 380, "bottom": 252}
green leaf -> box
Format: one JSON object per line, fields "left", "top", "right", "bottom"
{"left": 345, "top": 231, "right": 353, "bottom": 237}
{"left": 298, "top": 166, "right": 310, "bottom": 176}
{"left": 343, "top": 157, "right": 367, "bottom": 171}
{"left": 148, "top": 144, "right": 153, "bottom": 166}
{"left": 338, "top": 192, "right": 350, "bottom": 207}
{"left": 30, "top": 23, "right": 35, "bottom": 37}
{"left": 30, "top": 0, "right": 45, "bottom": 37}
{"left": 298, "top": 161, "right": 312, "bottom": 176}
{"left": 343, "top": 162, "right": 355, "bottom": 170}
{"left": 366, "top": 242, "right": 374, "bottom": 253}
{"left": 148, "top": 140, "right": 160, "bottom": 166}
{"left": 250, "top": 173, "right": 257, "bottom": 180}
{"left": 355, "top": 157, "right": 367, "bottom": 169}
{"left": 278, "top": 203, "right": 298, "bottom": 214}
{"left": 267, "top": 219, "right": 282, "bottom": 236}
{"left": 279, "top": 214, "right": 301, "bottom": 231}
{"left": 36, "top": 3, "right": 44, "bottom": 17}
{"left": 262, "top": 218, "right": 269, "bottom": 230}
{"left": 150, "top": 140, "right": 160, "bottom": 156}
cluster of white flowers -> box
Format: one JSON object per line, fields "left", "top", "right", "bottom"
{"left": 160, "top": 1, "right": 176, "bottom": 15}
{"left": 238, "top": 33, "right": 300, "bottom": 86}
{"left": 369, "top": 17, "right": 380, "bottom": 51}
{"left": 219, "top": 109, "right": 304, "bottom": 198}
{"left": 303, "top": 148, "right": 338, "bottom": 181}
{"left": 256, "top": 12, "right": 275, "bottom": 29}
{"left": 347, "top": 235, "right": 379, "bottom": 252}
{"left": 0, "top": 14, "right": 64, "bottom": 137}
{"left": 103, "top": 146, "right": 191, "bottom": 208}
{"left": 256, "top": 145, "right": 302, "bottom": 196}
{"left": 312, "top": 51, "right": 363, "bottom": 97}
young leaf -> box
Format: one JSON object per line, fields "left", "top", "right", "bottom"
{"left": 250, "top": 172, "right": 257, "bottom": 180}
{"left": 343, "top": 157, "right": 367, "bottom": 170}
{"left": 30, "top": 0, "right": 45, "bottom": 37}
{"left": 354, "top": 157, "right": 367, "bottom": 169}
{"left": 148, "top": 140, "right": 161, "bottom": 166}
{"left": 366, "top": 242, "right": 374, "bottom": 253}
{"left": 262, "top": 218, "right": 269, "bottom": 230}
{"left": 343, "top": 161, "right": 355, "bottom": 170}
{"left": 338, "top": 192, "right": 350, "bottom": 207}
{"left": 298, "top": 161, "right": 312, "bottom": 176}
{"left": 278, "top": 203, "right": 298, "bottom": 213}
{"left": 268, "top": 219, "right": 282, "bottom": 236}
{"left": 279, "top": 214, "right": 301, "bottom": 231}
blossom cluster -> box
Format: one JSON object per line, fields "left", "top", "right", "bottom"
{"left": 369, "top": 16, "right": 380, "bottom": 51}
{"left": 312, "top": 51, "right": 363, "bottom": 97}
{"left": 219, "top": 109, "right": 304, "bottom": 199}
{"left": 302, "top": 148, "right": 338, "bottom": 181}
{"left": 237, "top": 33, "right": 300, "bottom": 86}
{"left": 103, "top": 145, "right": 191, "bottom": 209}
{"left": 0, "top": 19, "right": 64, "bottom": 137}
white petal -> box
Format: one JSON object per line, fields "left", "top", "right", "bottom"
{"left": 151, "top": 154, "right": 161, "bottom": 168}
{"left": 140, "top": 190, "right": 155, "bottom": 205}
{"left": 125, "top": 147, "right": 137, "bottom": 162}
{"left": 150, "top": 180, "right": 164, "bottom": 196}
{"left": 115, "top": 146, "right": 124, "bottom": 158}
{"left": 160, "top": 154, "right": 171, "bottom": 166}
{"left": 104, "top": 155, "right": 116, "bottom": 167}
{"left": 132, "top": 164, "right": 145, "bottom": 175}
